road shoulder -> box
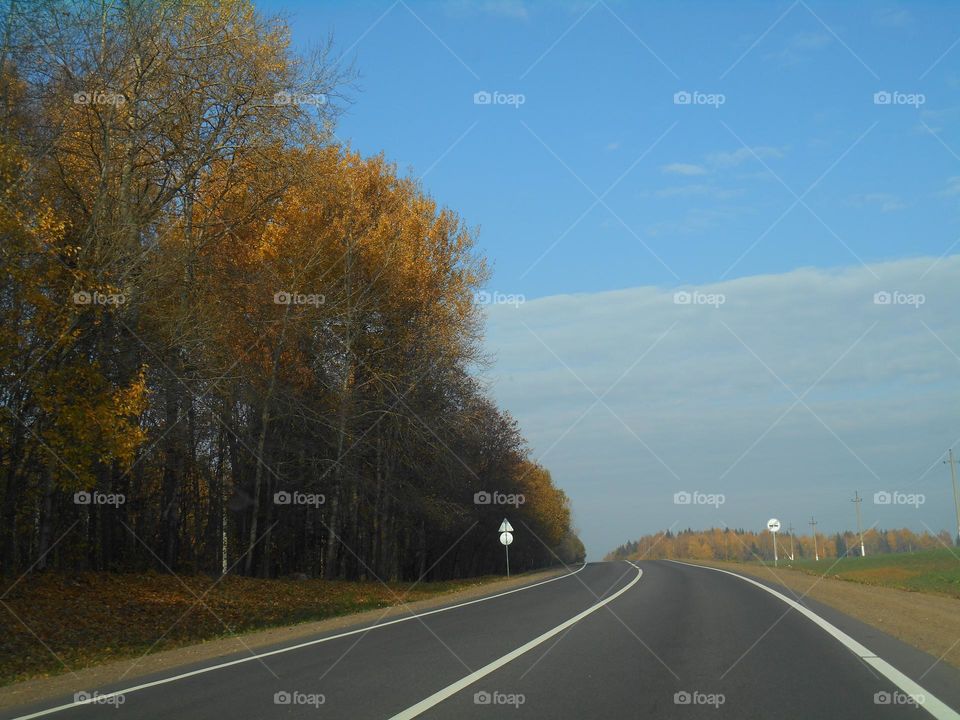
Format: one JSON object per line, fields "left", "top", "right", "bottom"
{"left": 673, "top": 559, "right": 960, "bottom": 715}
{"left": 679, "top": 559, "right": 960, "bottom": 668}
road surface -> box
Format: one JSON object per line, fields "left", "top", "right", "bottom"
{"left": 5, "top": 561, "right": 960, "bottom": 719}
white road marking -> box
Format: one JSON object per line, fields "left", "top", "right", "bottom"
{"left": 388, "top": 562, "right": 644, "bottom": 720}
{"left": 670, "top": 560, "right": 960, "bottom": 720}
{"left": 8, "top": 564, "right": 587, "bottom": 720}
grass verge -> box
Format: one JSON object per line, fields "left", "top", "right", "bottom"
{"left": 0, "top": 570, "right": 510, "bottom": 686}
{"left": 743, "top": 548, "right": 960, "bottom": 599}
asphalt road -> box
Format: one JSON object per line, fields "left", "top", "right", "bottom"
{"left": 5, "top": 560, "right": 960, "bottom": 719}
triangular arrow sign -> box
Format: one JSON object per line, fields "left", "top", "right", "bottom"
{"left": 499, "top": 519, "right": 513, "bottom": 533}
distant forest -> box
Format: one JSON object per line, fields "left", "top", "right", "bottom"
{"left": 606, "top": 527, "right": 952, "bottom": 562}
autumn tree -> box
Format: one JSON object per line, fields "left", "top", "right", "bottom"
{"left": 0, "top": 0, "right": 581, "bottom": 583}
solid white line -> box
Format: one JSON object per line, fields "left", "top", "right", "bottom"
{"left": 9, "top": 564, "right": 587, "bottom": 720}
{"left": 388, "top": 562, "right": 644, "bottom": 720}
{"left": 669, "top": 561, "right": 960, "bottom": 720}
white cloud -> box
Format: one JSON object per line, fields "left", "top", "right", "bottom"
{"left": 874, "top": 7, "right": 912, "bottom": 28}
{"left": 654, "top": 184, "right": 743, "bottom": 200}
{"left": 848, "top": 192, "right": 907, "bottom": 212}
{"left": 940, "top": 176, "right": 960, "bottom": 197}
{"left": 707, "top": 146, "right": 785, "bottom": 169}
{"left": 443, "top": 0, "right": 529, "bottom": 19}
{"left": 766, "top": 32, "right": 832, "bottom": 66}
{"left": 646, "top": 206, "right": 744, "bottom": 236}
{"left": 916, "top": 107, "right": 960, "bottom": 137}
{"left": 482, "top": 256, "right": 960, "bottom": 559}
{"left": 789, "top": 32, "right": 831, "bottom": 50}
{"left": 661, "top": 162, "right": 707, "bottom": 176}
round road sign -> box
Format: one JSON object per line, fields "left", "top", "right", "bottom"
{"left": 499, "top": 531, "right": 513, "bottom": 546}
{"left": 767, "top": 518, "right": 781, "bottom": 532}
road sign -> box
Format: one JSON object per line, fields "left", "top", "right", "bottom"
{"left": 499, "top": 519, "right": 513, "bottom": 577}
{"left": 767, "top": 518, "right": 780, "bottom": 567}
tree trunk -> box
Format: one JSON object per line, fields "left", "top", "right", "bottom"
{"left": 243, "top": 305, "right": 290, "bottom": 576}
{"left": 35, "top": 464, "right": 54, "bottom": 570}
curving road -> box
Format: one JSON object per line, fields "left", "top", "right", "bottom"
{"left": 5, "top": 561, "right": 960, "bottom": 719}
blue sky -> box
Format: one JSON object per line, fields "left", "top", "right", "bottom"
{"left": 264, "top": 0, "right": 960, "bottom": 296}
{"left": 258, "top": 0, "right": 960, "bottom": 559}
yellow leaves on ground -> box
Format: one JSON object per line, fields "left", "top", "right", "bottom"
{"left": 0, "top": 571, "right": 488, "bottom": 685}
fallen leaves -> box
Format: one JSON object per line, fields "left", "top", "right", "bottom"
{"left": 0, "top": 571, "right": 489, "bottom": 685}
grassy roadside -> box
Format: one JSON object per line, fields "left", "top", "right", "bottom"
{"left": 730, "top": 548, "right": 960, "bottom": 599}
{"left": 0, "top": 570, "right": 519, "bottom": 686}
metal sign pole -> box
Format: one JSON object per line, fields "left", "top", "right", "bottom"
{"left": 499, "top": 519, "right": 514, "bottom": 577}
{"left": 767, "top": 518, "right": 781, "bottom": 567}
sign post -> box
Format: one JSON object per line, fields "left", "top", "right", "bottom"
{"left": 499, "top": 519, "right": 513, "bottom": 577}
{"left": 767, "top": 518, "right": 781, "bottom": 567}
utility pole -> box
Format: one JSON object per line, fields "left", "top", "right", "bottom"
{"left": 787, "top": 523, "right": 795, "bottom": 561}
{"left": 851, "top": 491, "right": 866, "bottom": 558}
{"left": 809, "top": 516, "right": 819, "bottom": 561}
{"left": 946, "top": 449, "right": 960, "bottom": 547}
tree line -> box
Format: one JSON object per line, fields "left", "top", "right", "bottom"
{"left": 605, "top": 527, "right": 951, "bottom": 563}
{"left": 0, "top": 0, "right": 584, "bottom": 580}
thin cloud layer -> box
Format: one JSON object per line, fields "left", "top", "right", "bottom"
{"left": 482, "top": 256, "right": 960, "bottom": 558}
{"left": 661, "top": 162, "right": 708, "bottom": 176}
